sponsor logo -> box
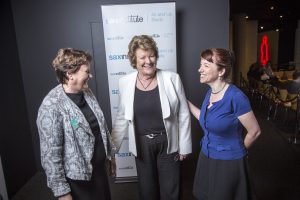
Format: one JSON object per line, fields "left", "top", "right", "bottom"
{"left": 112, "top": 89, "right": 119, "bottom": 94}
{"left": 164, "top": 33, "right": 173, "bottom": 38}
{"left": 159, "top": 54, "right": 165, "bottom": 58}
{"left": 151, "top": 17, "right": 163, "bottom": 22}
{"left": 105, "top": 17, "right": 125, "bottom": 24}
{"left": 107, "top": 36, "right": 124, "bottom": 41}
{"left": 128, "top": 15, "right": 143, "bottom": 23}
{"left": 117, "top": 152, "right": 133, "bottom": 157}
{"left": 159, "top": 49, "right": 174, "bottom": 58}
{"left": 158, "top": 12, "right": 172, "bottom": 17}
{"left": 109, "top": 54, "right": 128, "bottom": 60}
{"left": 152, "top": 34, "right": 160, "bottom": 38}
{"left": 151, "top": 12, "right": 172, "bottom": 17}
{"left": 150, "top": 12, "right": 172, "bottom": 22}
{"left": 110, "top": 72, "right": 127, "bottom": 76}
{"left": 105, "top": 15, "right": 144, "bottom": 24}
{"left": 119, "top": 166, "right": 134, "bottom": 170}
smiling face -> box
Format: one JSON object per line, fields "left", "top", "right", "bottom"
{"left": 198, "top": 58, "right": 224, "bottom": 84}
{"left": 67, "top": 64, "right": 92, "bottom": 92}
{"left": 135, "top": 48, "right": 157, "bottom": 77}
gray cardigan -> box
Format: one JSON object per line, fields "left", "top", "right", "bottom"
{"left": 36, "top": 84, "right": 115, "bottom": 197}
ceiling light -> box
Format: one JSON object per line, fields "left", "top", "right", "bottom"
{"left": 270, "top": 6, "right": 274, "bottom": 10}
{"left": 280, "top": 15, "right": 283, "bottom": 18}
{"left": 276, "top": 29, "right": 279, "bottom": 32}
{"left": 260, "top": 26, "right": 264, "bottom": 30}
{"left": 245, "top": 16, "right": 249, "bottom": 19}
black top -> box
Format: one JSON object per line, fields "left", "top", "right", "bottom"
{"left": 66, "top": 91, "right": 106, "bottom": 166}
{"left": 66, "top": 92, "right": 100, "bottom": 136}
{"left": 134, "top": 86, "right": 165, "bottom": 135}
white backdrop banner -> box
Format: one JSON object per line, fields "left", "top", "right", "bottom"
{"left": 101, "top": 2, "right": 177, "bottom": 182}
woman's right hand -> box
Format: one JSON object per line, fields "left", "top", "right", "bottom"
{"left": 58, "top": 193, "right": 72, "bottom": 200}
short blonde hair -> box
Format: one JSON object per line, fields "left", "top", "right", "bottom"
{"left": 128, "top": 35, "right": 159, "bottom": 68}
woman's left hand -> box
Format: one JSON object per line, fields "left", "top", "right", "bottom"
{"left": 179, "top": 154, "right": 188, "bottom": 161}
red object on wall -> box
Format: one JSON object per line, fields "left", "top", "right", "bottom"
{"left": 260, "top": 35, "right": 269, "bottom": 65}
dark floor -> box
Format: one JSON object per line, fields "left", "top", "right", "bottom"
{"left": 12, "top": 101, "right": 300, "bottom": 200}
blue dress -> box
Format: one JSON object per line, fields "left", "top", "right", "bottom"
{"left": 193, "top": 84, "right": 254, "bottom": 200}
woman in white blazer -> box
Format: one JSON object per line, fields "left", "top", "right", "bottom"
{"left": 112, "top": 35, "right": 192, "bottom": 200}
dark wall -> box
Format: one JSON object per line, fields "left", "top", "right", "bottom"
{"left": 10, "top": 0, "right": 229, "bottom": 173}
{"left": 0, "top": 0, "right": 36, "bottom": 197}
{"left": 278, "top": 21, "right": 297, "bottom": 68}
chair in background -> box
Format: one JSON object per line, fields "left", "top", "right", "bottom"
{"left": 257, "top": 81, "right": 270, "bottom": 108}
{"left": 273, "top": 88, "right": 289, "bottom": 121}
{"left": 273, "top": 71, "right": 284, "bottom": 80}
{"left": 287, "top": 93, "right": 300, "bottom": 144}
{"left": 285, "top": 70, "right": 295, "bottom": 80}
{"left": 266, "top": 86, "right": 278, "bottom": 120}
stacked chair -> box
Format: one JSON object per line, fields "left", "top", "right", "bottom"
{"left": 240, "top": 72, "right": 300, "bottom": 144}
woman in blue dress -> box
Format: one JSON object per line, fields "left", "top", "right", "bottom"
{"left": 188, "top": 48, "right": 261, "bottom": 200}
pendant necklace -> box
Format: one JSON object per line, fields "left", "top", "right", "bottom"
{"left": 137, "top": 74, "right": 154, "bottom": 90}
{"left": 211, "top": 83, "right": 227, "bottom": 94}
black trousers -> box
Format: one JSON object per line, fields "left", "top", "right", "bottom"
{"left": 66, "top": 134, "right": 111, "bottom": 200}
{"left": 135, "top": 134, "right": 180, "bottom": 200}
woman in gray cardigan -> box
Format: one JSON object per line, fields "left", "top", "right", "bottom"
{"left": 37, "top": 48, "right": 114, "bottom": 200}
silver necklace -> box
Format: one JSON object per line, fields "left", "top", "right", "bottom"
{"left": 137, "top": 74, "right": 155, "bottom": 90}
{"left": 211, "top": 83, "right": 226, "bottom": 94}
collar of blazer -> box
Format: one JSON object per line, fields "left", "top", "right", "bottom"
{"left": 123, "top": 69, "right": 171, "bottom": 121}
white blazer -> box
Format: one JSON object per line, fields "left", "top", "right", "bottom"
{"left": 112, "top": 69, "right": 192, "bottom": 156}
